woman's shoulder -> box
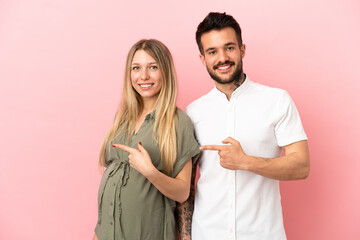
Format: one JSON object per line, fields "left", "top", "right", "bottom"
{"left": 175, "top": 108, "right": 193, "bottom": 126}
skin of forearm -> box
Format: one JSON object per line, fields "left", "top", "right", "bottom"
{"left": 245, "top": 141, "right": 310, "bottom": 180}
{"left": 145, "top": 160, "right": 192, "bottom": 203}
{"left": 176, "top": 163, "right": 197, "bottom": 240}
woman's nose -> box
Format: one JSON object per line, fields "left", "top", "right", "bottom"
{"left": 140, "top": 69, "right": 150, "bottom": 80}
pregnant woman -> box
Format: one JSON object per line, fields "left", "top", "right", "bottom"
{"left": 92, "top": 39, "right": 200, "bottom": 240}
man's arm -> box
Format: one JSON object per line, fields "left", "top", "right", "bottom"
{"left": 176, "top": 162, "right": 198, "bottom": 240}
{"left": 200, "top": 137, "right": 309, "bottom": 181}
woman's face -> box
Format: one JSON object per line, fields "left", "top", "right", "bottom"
{"left": 131, "top": 50, "right": 162, "bottom": 102}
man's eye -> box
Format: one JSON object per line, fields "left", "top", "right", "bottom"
{"left": 227, "top": 47, "right": 234, "bottom": 51}
{"left": 208, "top": 51, "right": 216, "bottom": 55}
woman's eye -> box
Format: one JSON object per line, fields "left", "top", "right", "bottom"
{"left": 150, "top": 65, "right": 158, "bottom": 70}
{"left": 132, "top": 66, "right": 140, "bottom": 70}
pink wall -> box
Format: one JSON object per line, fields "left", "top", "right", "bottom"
{"left": 1, "top": 0, "right": 359, "bottom": 239}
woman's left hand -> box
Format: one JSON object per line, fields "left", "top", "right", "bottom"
{"left": 112, "top": 142, "right": 156, "bottom": 177}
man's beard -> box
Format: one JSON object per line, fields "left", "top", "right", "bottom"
{"left": 207, "top": 60, "right": 243, "bottom": 85}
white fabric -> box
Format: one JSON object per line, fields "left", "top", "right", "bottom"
{"left": 187, "top": 77, "right": 307, "bottom": 240}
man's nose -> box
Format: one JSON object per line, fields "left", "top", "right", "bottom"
{"left": 217, "top": 49, "right": 229, "bottom": 63}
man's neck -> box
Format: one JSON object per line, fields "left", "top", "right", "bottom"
{"left": 215, "top": 73, "right": 246, "bottom": 100}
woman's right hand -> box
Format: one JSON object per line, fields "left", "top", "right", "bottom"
{"left": 112, "top": 142, "right": 156, "bottom": 178}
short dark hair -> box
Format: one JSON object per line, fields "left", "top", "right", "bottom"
{"left": 196, "top": 12, "right": 242, "bottom": 55}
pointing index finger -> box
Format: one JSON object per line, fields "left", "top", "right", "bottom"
{"left": 113, "top": 144, "right": 136, "bottom": 154}
{"left": 200, "top": 144, "right": 228, "bottom": 151}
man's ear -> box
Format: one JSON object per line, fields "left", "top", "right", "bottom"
{"left": 199, "top": 53, "right": 206, "bottom": 66}
{"left": 241, "top": 44, "right": 246, "bottom": 59}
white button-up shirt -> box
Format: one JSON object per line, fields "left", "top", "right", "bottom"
{"left": 187, "top": 77, "right": 307, "bottom": 240}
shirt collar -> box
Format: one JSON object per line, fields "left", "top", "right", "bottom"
{"left": 145, "top": 110, "right": 156, "bottom": 121}
{"left": 212, "top": 74, "right": 252, "bottom": 100}
{"left": 231, "top": 75, "right": 251, "bottom": 98}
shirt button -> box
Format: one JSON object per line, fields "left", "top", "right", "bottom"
{"left": 110, "top": 221, "right": 113, "bottom": 225}
{"left": 229, "top": 228, "right": 233, "bottom": 233}
{"left": 113, "top": 183, "right": 116, "bottom": 187}
{"left": 110, "top": 202, "right": 113, "bottom": 206}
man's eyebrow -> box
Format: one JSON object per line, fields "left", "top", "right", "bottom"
{"left": 205, "top": 47, "right": 215, "bottom": 52}
{"left": 205, "top": 42, "right": 237, "bottom": 52}
{"left": 224, "top": 42, "right": 236, "bottom": 46}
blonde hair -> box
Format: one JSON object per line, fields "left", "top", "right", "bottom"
{"left": 99, "top": 39, "right": 178, "bottom": 175}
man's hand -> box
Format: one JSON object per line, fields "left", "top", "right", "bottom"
{"left": 200, "top": 137, "right": 250, "bottom": 170}
{"left": 201, "top": 138, "right": 310, "bottom": 180}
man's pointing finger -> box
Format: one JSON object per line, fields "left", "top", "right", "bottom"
{"left": 200, "top": 145, "right": 228, "bottom": 151}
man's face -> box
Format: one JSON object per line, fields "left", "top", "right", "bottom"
{"left": 200, "top": 27, "right": 245, "bottom": 85}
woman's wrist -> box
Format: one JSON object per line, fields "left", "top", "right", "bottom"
{"left": 143, "top": 164, "right": 158, "bottom": 180}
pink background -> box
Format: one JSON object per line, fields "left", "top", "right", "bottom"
{"left": 1, "top": 0, "right": 359, "bottom": 239}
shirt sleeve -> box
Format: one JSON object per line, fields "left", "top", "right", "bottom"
{"left": 171, "top": 111, "right": 201, "bottom": 178}
{"left": 275, "top": 91, "right": 308, "bottom": 147}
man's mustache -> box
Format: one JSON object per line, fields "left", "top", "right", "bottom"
{"left": 213, "top": 61, "right": 235, "bottom": 70}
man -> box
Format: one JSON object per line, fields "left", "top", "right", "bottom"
{"left": 176, "top": 12, "right": 310, "bottom": 240}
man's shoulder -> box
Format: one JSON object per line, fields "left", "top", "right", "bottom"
{"left": 250, "top": 81, "right": 288, "bottom": 96}
{"left": 247, "top": 81, "right": 298, "bottom": 114}
{"left": 186, "top": 89, "right": 215, "bottom": 112}
{"left": 245, "top": 81, "right": 290, "bottom": 105}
